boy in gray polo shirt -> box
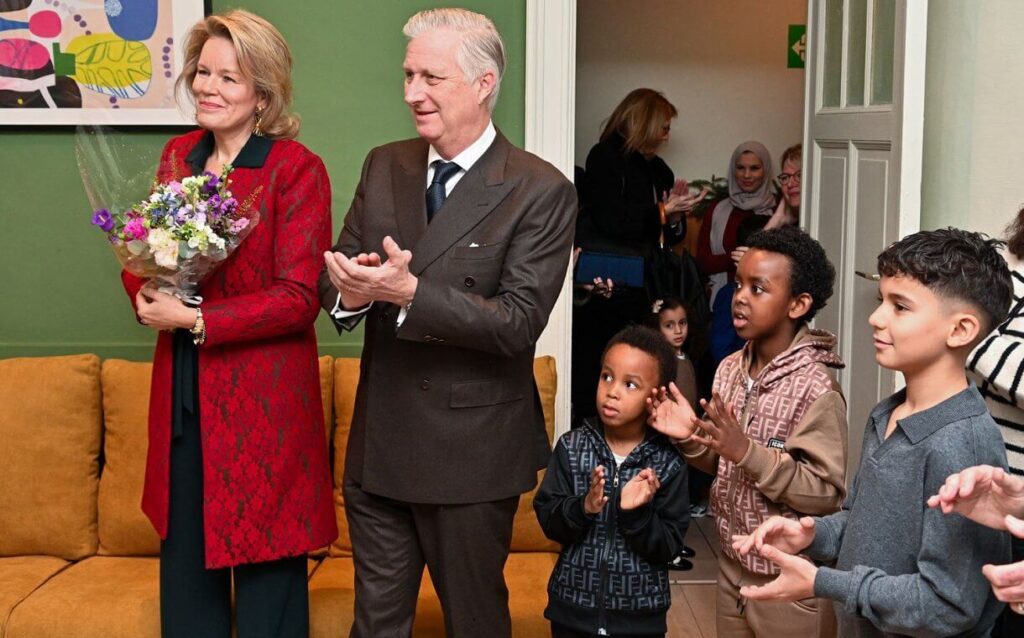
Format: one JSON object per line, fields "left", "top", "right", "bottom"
{"left": 732, "top": 228, "right": 1013, "bottom": 637}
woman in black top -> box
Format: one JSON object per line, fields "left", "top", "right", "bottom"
{"left": 573, "top": 88, "right": 703, "bottom": 424}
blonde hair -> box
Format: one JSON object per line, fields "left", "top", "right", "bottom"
{"left": 403, "top": 8, "right": 506, "bottom": 111}
{"left": 780, "top": 143, "right": 802, "bottom": 168}
{"left": 600, "top": 88, "right": 678, "bottom": 155}
{"left": 176, "top": 9, "right": 299, "bottom": 140}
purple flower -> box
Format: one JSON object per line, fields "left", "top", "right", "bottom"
{"left": 206, "top": 194, "right": 223, "bottom": 219}
{"left": 202, "top": 172, "right": 221, "bottom": 194}
{"left": 91, "top": 208, "right": 115, "bottom": 233}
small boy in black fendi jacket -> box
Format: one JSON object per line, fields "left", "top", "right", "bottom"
{"left": 535, "top": 326, "right": 690, "bottom": 637}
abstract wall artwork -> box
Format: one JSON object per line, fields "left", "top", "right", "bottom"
{"left": 0, "top": 0, "right": 204, "bottom": 125}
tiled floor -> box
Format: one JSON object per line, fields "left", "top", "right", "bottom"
{"left": 667, "top": 516, "right": 719, "bottom": 638}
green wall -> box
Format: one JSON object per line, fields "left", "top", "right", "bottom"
{"left": 0, "top": 1, "right": 525, "bottom": 361}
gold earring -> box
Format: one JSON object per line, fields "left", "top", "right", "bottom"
{"left": 253, "top": 108, "right": 263, "bottom": 136}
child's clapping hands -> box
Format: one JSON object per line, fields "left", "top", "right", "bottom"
{"left": 648, "top": 386, "right": 750, "bottom": 464}
{"left": 620, "top": 467, "right": 661, "bottom": 510}
{"left": 583, "top": 465, "right": 609, "bottom": 514}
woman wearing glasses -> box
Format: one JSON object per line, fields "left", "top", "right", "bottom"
{"left": 768, "top": 143, "right": 802, "bottom": 229}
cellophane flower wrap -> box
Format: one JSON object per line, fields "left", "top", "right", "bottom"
{"left": 90, "top": 166, "right": 259, "bottom": 303}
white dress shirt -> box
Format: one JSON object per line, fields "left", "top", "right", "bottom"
{"left": 331, "top": 121, "right": 498, "bottom": 324}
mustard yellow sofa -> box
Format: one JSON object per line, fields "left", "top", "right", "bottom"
{"left": 0, "top": 354, "right": 558, "bottom": 638}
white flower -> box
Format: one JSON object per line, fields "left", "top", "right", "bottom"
{"left": 208, "top": 228, "right": 226, "bottom": 250}
{"left": 147, "top": 228, "right": 179, "bottom": 268}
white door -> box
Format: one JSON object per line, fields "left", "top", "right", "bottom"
{"left": 803, "top": 0, "right": 927, "bottom": 476}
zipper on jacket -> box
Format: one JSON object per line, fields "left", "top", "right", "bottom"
{"left": 724, "top": 383, "right": 758, "bottom": 549}
{"left": 596, "top": 462, "right": 622, "bottom": 636}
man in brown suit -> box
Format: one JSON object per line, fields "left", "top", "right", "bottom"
{"left": 318, "top": 8, "right": 577, "bottom": 637}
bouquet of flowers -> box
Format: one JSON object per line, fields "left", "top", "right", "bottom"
{"left": 90, "top": 166, "right": 258, "bottom": 304}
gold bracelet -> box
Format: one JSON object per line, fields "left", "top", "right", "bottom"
{"left": 190, "top": 307, "right": 206, "bottom": 346}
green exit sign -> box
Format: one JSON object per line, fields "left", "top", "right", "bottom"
{"left": 788, "top": 24, "right": 806, "bottom": 69}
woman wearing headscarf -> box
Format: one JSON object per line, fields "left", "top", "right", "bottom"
{"left": 696, "top": 141, "right": 777, "bottom": 304}
{"left": 696, "top": 141, "right": 777, "bottom": 365}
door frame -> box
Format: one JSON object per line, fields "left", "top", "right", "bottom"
{"left": 525, "top": 0, "right": 577, "bottom": 438}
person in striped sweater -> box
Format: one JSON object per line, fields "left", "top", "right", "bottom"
{"left": 968, "top": 211, "right": 1024, "bottom": 476}
{"left": 964, "top": 208, "right": 1024, "bottom": 636}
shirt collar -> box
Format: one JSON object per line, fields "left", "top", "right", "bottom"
{"left": 868, "top": 383, "right": 989, "bottom": 444}
{"left": 185, "top": 131, "right": 275, "bottom": 175}
{"left": 426, "top": 120, "right": 496, "bottom": 172}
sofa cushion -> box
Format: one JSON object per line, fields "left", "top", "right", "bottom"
{"left": 509, "top": 470, "right": 559, "bottom": 553}
{"left": 309, "top": 553, "right": 557, "bottom": 637}
{"left": 0, "top": 556, "right": 69, "bottom": 636}
{"left": 97, "top": 360, "right": 160, "bottom": 556}
{"left": 317, "top": 356, "right": 334, "bottom": 443}
{"left": 5, "top": 556, "right": 159, "bottom": 638}
{"left": 0, "top": 354, "right": 102, "bottom": 560}
{"left": 328, "top": 358, "right": 360, "bottom": 557}
{"left": 308, "top": 556, "right": 356, "bottom": 638}
{"left": 509, "top": 357, "right": 559, "bottom": 552}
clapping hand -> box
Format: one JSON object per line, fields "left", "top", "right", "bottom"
{"left": 584, "top": 465, "right": 609, "bottom": 515}
{"left": 647, "top": 383, "right": 699, "bottom": 441}
{"left": 739, "top": 545, "right": 817, "bottom": 602}
{"left": 982, "top": 515, "right": 1024, "bottom": 607}
{"left": 690, "top": 392, "right": 750, "bottom": 464}
{"left": 620, "top": 468, "right": 661, "bottom": 511}
{"left": 927, "top": 465, "right": 1024, "bottom": 531}
{"left": 663, "top": 183, "right": 711, "bottom": 221}
{"left": 732, "top": 515, "right": 816, "bottom": 558}
{"left": 323, "top": 236, "right": 417, "bottom": 310}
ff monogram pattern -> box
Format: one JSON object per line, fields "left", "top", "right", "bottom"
{"left": 711, "top": 330, "right": 843, "bottom": 576}
{"left": 547, "top": 424, "right": 683, "bottom": 612}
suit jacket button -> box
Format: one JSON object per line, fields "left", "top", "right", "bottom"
{"left": 419, "top": 378, "right": 430, "bottom": 390}
{"left": 464, "top": 276, "right": 475, "bottom": 288}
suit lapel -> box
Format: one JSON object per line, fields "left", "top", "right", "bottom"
{"left": 409, "top": 133, "right": 515, "bottom": 275}
{"left": 393, "top": 140, "right": 430, "bottom": 251}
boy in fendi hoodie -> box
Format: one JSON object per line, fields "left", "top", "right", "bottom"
{"left": 651, "top": 227, "right": 848, "bottom": 638}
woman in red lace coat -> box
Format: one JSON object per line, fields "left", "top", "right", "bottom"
{"left": 120, "top": 10, "right": 336, "bottom": 636}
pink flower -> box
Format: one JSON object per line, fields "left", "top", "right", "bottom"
{"left": 230, "top": 218, "right": 250, "bottom": 234}
{"left": 124, "top": 217, "right": 148, "bottom": 240}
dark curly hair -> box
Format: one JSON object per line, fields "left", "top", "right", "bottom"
{"left": 1006, "top": 205, "right": 1024, "bottom": 259}
{"left": 877, "top": 227, "right": 1011, "bottom": 334}
{"left": 603, "top": 325, "right": 677, "bottom": 388}
{"left": 744, "top": 226, "right": 835, "bottom": 322}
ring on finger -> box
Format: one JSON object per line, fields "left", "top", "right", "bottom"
{"left": 1014, "top": 601, "right": 1024, "bottom": 615}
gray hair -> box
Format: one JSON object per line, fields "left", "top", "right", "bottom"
{"left": 403, "top": 8, "right": 505, "bottom": 111}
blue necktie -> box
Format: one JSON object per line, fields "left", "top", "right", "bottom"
{"left": 426, "top": 160, "right": 461, "bottom": 222}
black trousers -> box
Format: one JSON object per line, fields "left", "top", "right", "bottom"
{"left": 344, "top": 476, "right": 519, "bottom": 638}
{"left": 160, "top": 333, "right": 308, "bottom": 638}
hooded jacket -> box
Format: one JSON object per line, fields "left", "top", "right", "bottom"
{"left": 679, "top": 326, "right": 848, "bottom": 576}
{"left": 535, "top": 420, "right": 689, "bottom": 635}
